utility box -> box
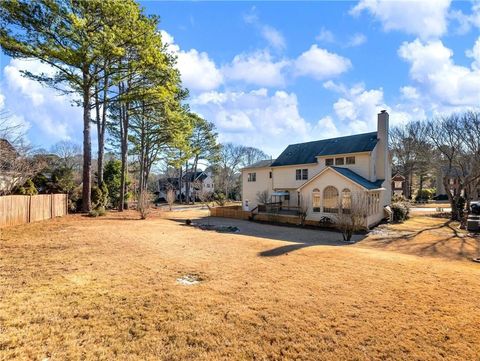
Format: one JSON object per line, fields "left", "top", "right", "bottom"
{"left": 467, "top": 202, "right": 480, "bottom": 232}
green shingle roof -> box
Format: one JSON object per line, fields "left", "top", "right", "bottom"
{"left": 242, "top": 159, "right": 276, "bottom": 169}
{"left": 271, "top": 132, "right": 378, "bottom": 167}
{"left": 331, "top": 166, "right": 384, "bottom": 190}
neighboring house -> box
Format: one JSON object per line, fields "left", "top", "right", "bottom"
{"left": 241, "top": 110, "right": 392, "bottom": 228}
{"left": 0, "top": 138, "right": 19, "bottom": 194}
{"left": 436, "top": 167, "right": 462, "bottom": 198}
{"left": 158, "top": 169, "right": 214, "bottom": 201}
{"left": 435, "top": 167, "right": 480, "bottom": 200}
{"left": 392, "top": 173, "right": 409, "bottom": 197}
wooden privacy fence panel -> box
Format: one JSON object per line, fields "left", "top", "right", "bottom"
{"left": 210, "top": 206, "right": 250, "bottom": 220}
{"left": 0, "top": 194, "right": 67, "bottom": 227}
{"left": 30, "top": 194, "right": 52, "bottom": 222}
{"left": 0, "top": 195, "right": 29, "bottom": 227}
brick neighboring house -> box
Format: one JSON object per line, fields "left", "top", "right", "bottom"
{"left": 158, "top": 169, "right": 214, "bottom": 202}
{"left": 391, "top": 172, "right": 409, "bottom": 198}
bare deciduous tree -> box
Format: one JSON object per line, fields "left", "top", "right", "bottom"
{"left": 0, "top": 111, "right": 42, "bottom": 195}
{"left": 335, "top": 192, "right": 368, "bottom": 242}
{"left": 138, "top": 190, "right": 153, "bottom": 219}
{"left": 256, "top": 190, "right": 269, "bottom": 204}
{"left": 166, "top": 188, "right": 176, "bottom": 211}
{"left": 426, "top": 112, "right": 480, "bottom": 221}
{"left": 298, "top": 194, "right": 309, "bottom": 227}
{"left": 51, "top": 140, "right": 82, "bottom": 170}
{"left": 390, "top": 121, "right": 433, "bottom": 199}
{"left": 215, "top": 143, "right": 269, "bottom": 199}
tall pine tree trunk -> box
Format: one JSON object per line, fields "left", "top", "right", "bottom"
{"left": 96, "top": 70, "right": 108, "bottom": 186}
{"left": 178, "top": 163, "right": 183, "bottom": 204}
{"left": 185, "top": 160, "right": 190, "bottom": 204}
{"left": 118, "top": 81, "right": 129, "bottom": 212}
{"left": 82, "top": 78, "right": 92, "bottom": 212}
{"left": 191, "top": 155, "right": 199, "bottom": 205}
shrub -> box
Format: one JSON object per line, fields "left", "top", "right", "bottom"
{"left": 415, "top": 188, "right": 435, "bottom": 201}
{"left": 392, "top": 194, "right": 407, "bottom": 203}
{"left": 391, "top": 202, "right": 410, "bottom": 222}
{"left": 213, "top": 191, "right": 226, "bottom": 206}
{"left": 103, "top": 159, "right": 122, "bottom": 207}
{"left": 138, "top": 191, "right": 153, "bottom": 219}
{"left": 88, "top": 209, "right": 99, "bottom": 217}
{"left": 69, "top": 186, "right": 82, "bottom": 212}
{"left": 91, "top": 183, "right": 109, "bottom": 210}
{"left": 13, "top": 179, "right": 38, "bottom": 196}
{"left": 97, "top": 206, "right": 106, "bottom": 216}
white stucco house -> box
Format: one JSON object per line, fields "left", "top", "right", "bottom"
{"left": 241, "top": 110, "right": 392, "bottom": 228}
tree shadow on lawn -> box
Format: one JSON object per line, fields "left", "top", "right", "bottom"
{"left": 360, "top": 219, "right": 479, "bottom": 260}
{"left": 169, "top": 215, "right": 366, "bottom": 257}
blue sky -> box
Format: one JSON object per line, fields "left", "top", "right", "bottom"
{"left": 1, "top": 0, "right": 480, "bottom": 157}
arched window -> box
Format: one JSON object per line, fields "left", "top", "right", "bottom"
{"left": 312, "top": 188, "right": 321, "bottom": 212}
{"left": 341, "top": 188, "right": 351, "bottom": 214}
{"left": 323, "top": 186, "right": 339, "bottom": 213}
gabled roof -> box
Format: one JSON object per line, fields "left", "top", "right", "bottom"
{"left": 183, "top": 171, "right": 207, "bottom": 182}
{"left": 331, "top": 167, "right": 384, "bottom": 190}
{"left": 242, "top": 159, "right": 276, "bottom": 170}
{"left": 0, "top": 138, "right": 17, "bottom": 155}
{"left": 297, "top": 166, "right": 384, "bottom": 191}
{"left": 440, "top": 166, "right": 463, "bottom": 178}
{"left": 271, "top": 132, "right": 378, "bottom": 167}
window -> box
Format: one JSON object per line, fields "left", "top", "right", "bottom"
{"left": 335, "top": 157, "right": 344, "bottom": 165}
{"left": 312, "top": 188, "right": 321, "bottom": 212}
{"left": 302, "top": 169, "right": 308, "bottom": 180}
{"left": 296, "top": 169, "right": 302, "bottom": 180}
{"left": 248, "top": 173, "right": 256, "bottom": 182}
{"left": 269, "top": 171, "right": 272, "bottom": 179}
{"left": 368, "top": 192, "right": 380, "bottom": 215}
{"left": 325, "top": 158, "right": 334, "bottom": 166}
{"left": 323, "top": 186, "right": 339, "bottom": 213}
{"left": 341, "top": 188, "right": 351, "bottom": 214}
{"left": 394, "top": 181, "right": 402, "bottom": 189}
{"left": 296, "top": 169, "right": 308, "bottom": 180}
{"left": 346, "top": 156, "right": 355, "bottom": 165}
{"left": 206, "top": 183, "right": 210, "bottom": 188}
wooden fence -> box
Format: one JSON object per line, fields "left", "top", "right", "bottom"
{"left": 209, "top": 205, "right": 251, "bottom": 220}
{"left": 0, "top": 194, "right": 68, "bottom": 227}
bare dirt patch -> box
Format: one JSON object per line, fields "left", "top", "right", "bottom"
{"left": 1, "top": 210, "right": 480, "bottom": 360}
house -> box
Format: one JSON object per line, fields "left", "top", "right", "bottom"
{"left": 392, "top": 172, "right": 409, "bottom": 197}
{"left": 0, "top": 138, "right": 19, "bottom": 194}
{"left": 435, "top": 166, "right": 480, "bottom": 201}
{"left": 241, "top": 110, "right": 392, "bottom": 228}
{"left": 158, "top": 169, "right": 214, "bottom": 201}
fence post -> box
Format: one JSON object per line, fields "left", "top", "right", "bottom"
{"left": 28, "top": 195, "right": 32, "bottom": 223}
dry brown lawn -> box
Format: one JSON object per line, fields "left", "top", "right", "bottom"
{"left": 1, "top": 209, "right": 480, "bottom": 360}
{"left": 360, "top": 216, "right": 480, "bottom": 261}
